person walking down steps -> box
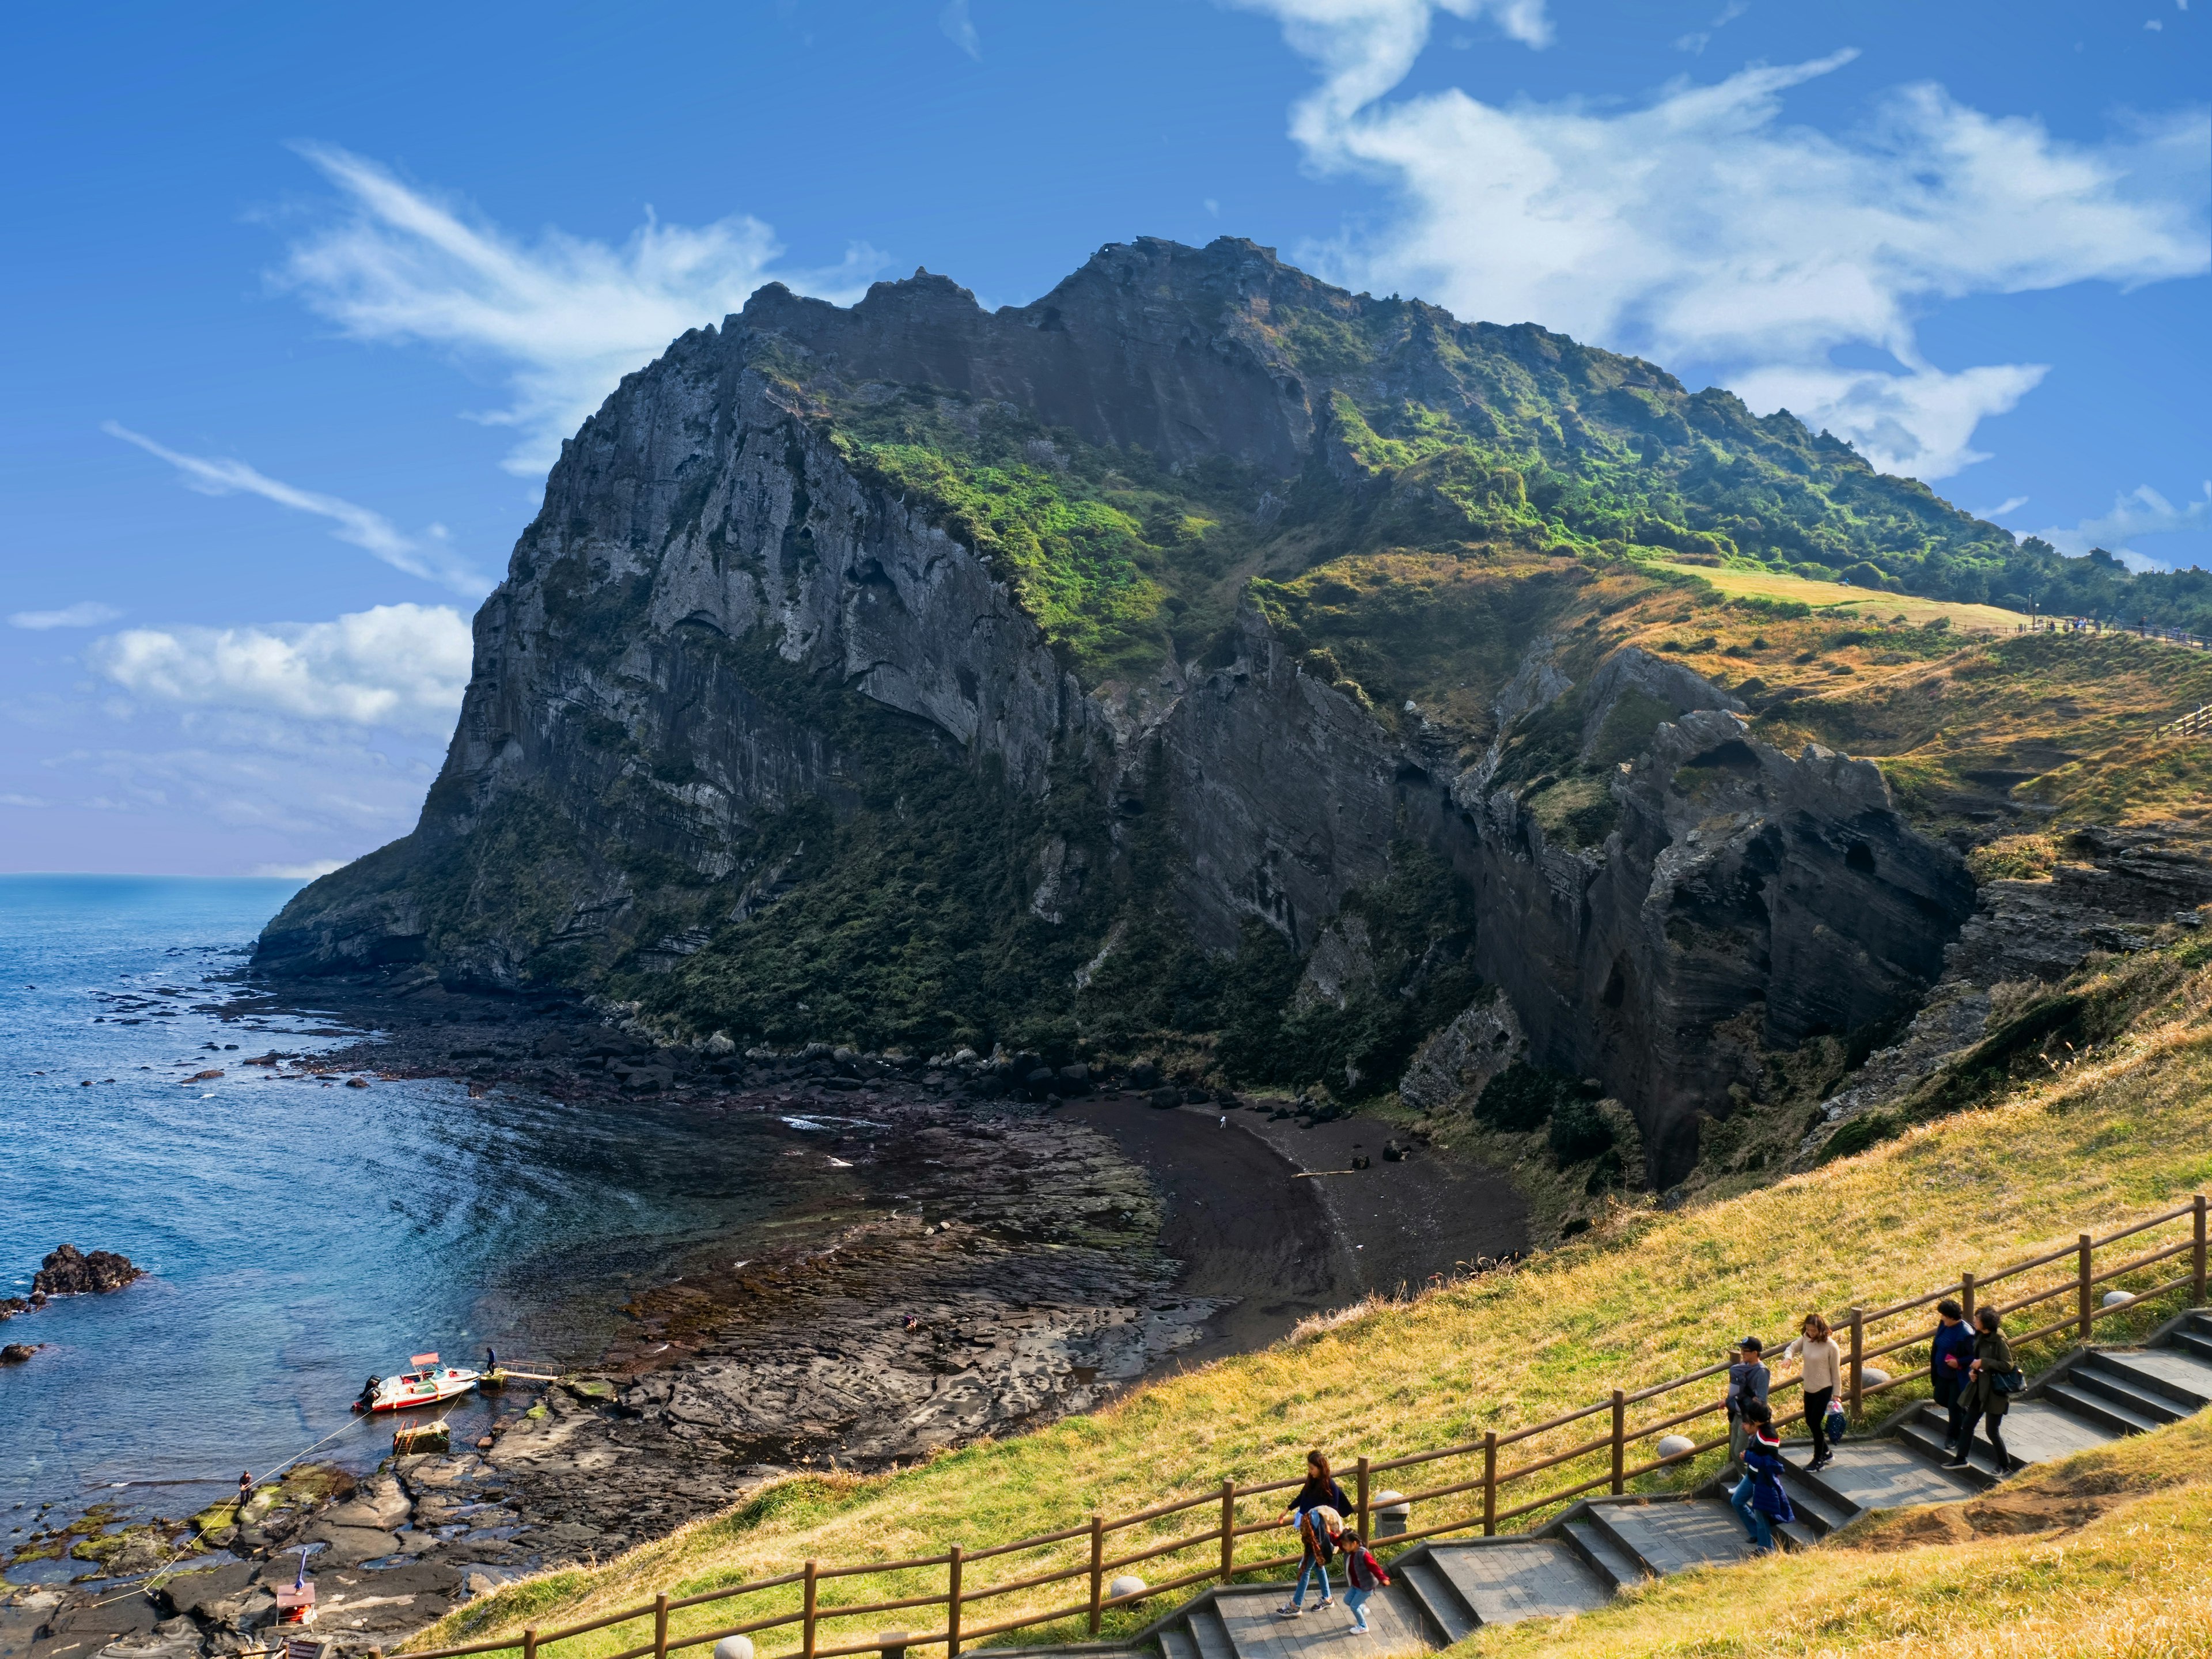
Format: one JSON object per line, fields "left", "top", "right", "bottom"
{"left": 1950, "top": 1307, "right": 2022, "bottom": 1470}
{"left": 1725, "top": 1336, "right": 1770, "bottom": 1474}
{"left": 1275, "top": 1450, "right": 1350, "bottom": 1617}
{"left": 1783, "top": 1313, "right": 1844, "bottom": 1472}
{"left": 1728, "top": 1400, "right": 1794, "bottom": 1554}
{"left": 1931, "top": 1298, "right": 1976, "bottom": 1459}
{"left": 1339, "top": 1529, "right": 1391, "bottom": 1637}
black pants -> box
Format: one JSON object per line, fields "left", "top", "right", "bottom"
{"left": 1804, "top": 1387, "right": 1834, "bottom": 1461}
{"left": 1934, "top": 1374, "right": 1967, "bottom": 1448}
{"left": 1977, "top": 1408, "right": 2008, "bottom": 1466}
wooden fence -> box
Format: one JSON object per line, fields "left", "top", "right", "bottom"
{"left": 2157, "top": 704, "right": 2212, "bottom": 739}
{"left": 407, "top": 1195, "right": 2209, "bottom": 1659}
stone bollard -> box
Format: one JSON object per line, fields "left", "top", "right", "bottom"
{"left": 1655, "top": 1435, "right": 1696, "bottom": 1462}
{"left": 877, "top": 1633, "right": 909, "bottom": 1659}
{"left": 1370, "top": 1492, "right": 1410, "bottom": 1537}
{"left": 2104, "top": 1289, "right": 2134, "bottom": 1308}
{"left": 714, "top": 1638, "right": 754, "bottom": 1659}
{"left": 1107, "top": 1575, "right": 1146, "bottom": 1604}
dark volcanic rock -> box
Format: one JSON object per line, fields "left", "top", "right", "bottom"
{"left": 251, "top": 237, "right": 1982, "bottom": 1181}
{"left": 32, "top": 1244, "right": 143, "bottom": 1296}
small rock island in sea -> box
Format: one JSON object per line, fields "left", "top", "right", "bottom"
{"left": 30, "top": 1242, "right": 145, "bottom": 1297}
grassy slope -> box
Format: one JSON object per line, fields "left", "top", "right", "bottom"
{"left": 419, "top": 940, "right": 2212, "bottom": 1659}
{"left": 1456, "top": 1414, "right": 2212, "bottom": 1659}
{"left": 1646, "top": 556, "right": 2025, "bottom": 632}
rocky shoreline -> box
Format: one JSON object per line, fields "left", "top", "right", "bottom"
{"left": 3, "top": 978, "right": 1527, "bottom": 1659}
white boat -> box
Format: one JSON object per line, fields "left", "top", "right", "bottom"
{"left": 354, "top": 1351, "right": 481, "bottom": 1414}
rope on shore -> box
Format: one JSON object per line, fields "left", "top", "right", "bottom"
{"left": 90, "top": 1410, "right": 373, "bottom": 1607}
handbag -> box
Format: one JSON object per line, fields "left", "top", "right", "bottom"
{"left": 1992, "top": 1366, "right": 2027, "bottom": 1396}
{"left": 1824, "top": 1402, "right": 1847, "bottom": 1442}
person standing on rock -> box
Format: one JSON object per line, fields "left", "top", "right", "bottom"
{"left": 236, "top": 1471, "right": 252, "bottom": 1525}
{"left": 1274, "top": 1451, "right": 1349, "bottom": 1617}
{"left": 1930, "top": 1300, "right": 1976, "bottom": 1457}
{"left": 1724, "top": 1337, "right": 1769, "bottom": 1475}
{"left": 1782, "top": 1313, "right": 1843, "bottom": 1472}
{"left": 1948, "top": 1308, "right": 2018, "bottom": 1471}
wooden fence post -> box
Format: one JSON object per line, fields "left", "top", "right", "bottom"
{"left": 946, "top": 1545, "right": 962, "bottom": 1659}
{"left": 1218, "top": 1480, "right": 1235, "bottom": 1585}
{"left": 1355, "top": 1457, "right": 1370, "bottom": 1544}
{"left": 2079, "top": 1234, "right": 2094, "bottom": 1342}
{"left": 1088, "top": 1514, "right": 1104, "bottom": 1635}
{"left": 653, "top": 1593, "right": 669, "bottom": 1659}
{"left": 802, "top": 1562, "right": 818, "bottom": 1659}
{"left": 2194, "top": 1195, "right": 2207, "bottom": 1306}
{"left": 1961, "top": 1270, "right": 1975, "bottom": 1324}
{"left": 1482, "top": 1431, "right": 1498, "bottom": 1537}
{"left": 1610, "top": 1391, "right": 1626, "bottom": 1495}
{"left": 523, "top": 1630, "right": 537, "bottom": 1659}
{"left": 1848, "top": 1308, "right": 1864, "bottom": 1418}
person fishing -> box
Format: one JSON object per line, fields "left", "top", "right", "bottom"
{"left": 236, "top": 1470, "right": 252, "bottom": 1522}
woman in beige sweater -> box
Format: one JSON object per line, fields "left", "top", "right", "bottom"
{"left": 1783, "top": 1313, "right": 1844, "bottom": 1471}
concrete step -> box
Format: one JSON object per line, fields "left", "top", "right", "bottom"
{"left": 1588, "top": 1500, "right": 1763, "bottom": 1573}
{"left": 1775, "top": 1464, "right": 1857, "bottom": 1538}
{"left": 1206, "top": 1584, "right": 1430, "bottom": 1659}
{"left": 1896, "top": 1411, "right": 2002, "bottom": 1487}
{"left": 2043, "top": 1377, "right": 2175, "bottom": 1436}
{"left": 1159, "top": 1624, "right": 1199, "bottom": 1659}
{"left": 1389, "top": 1554, "right": 1475, "bottom": 1645}
{"left": 1188, "top": 1601, "right": 1236, "bottom": 1659}
{"left": 1425, "top": 1540, "right": 1610, "bottom": 1627}
{"left": 2174, "top": 1330, "right": 2212, "bottom": 1363}
{"left": 1808, "top": 1434, "right": 1985, "bottom": 1505}
{"left": 1560, "top": 1518, "right": 1646, "bottom": 1593}
{"left": 1978, "top": 1399, "right": 2123, "bottom": 1465}
{"left": 2092, "top": 1349, "right": 2212, "bottom": 1412}
{"left": 2067, "top": 1358, "right": 2188, "bottom": 1424}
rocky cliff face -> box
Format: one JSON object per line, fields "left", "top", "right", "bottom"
{"left": 262, "top": 238, "right": 2009, "bottom": 1185}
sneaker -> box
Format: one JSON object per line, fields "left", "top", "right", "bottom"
{"left": 1350, "top": 1624, "right": 1370, "bottom": 1637}
{"left": 1316, "top": 1597, "right": 1334, "bottom": 1608}
{"left": 1276, "top": 1604, "right": 1303, "bottom": 1618}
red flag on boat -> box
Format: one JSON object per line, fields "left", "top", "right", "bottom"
{"left": 411, "top": 1352, "right": 438, "bottom": 1368}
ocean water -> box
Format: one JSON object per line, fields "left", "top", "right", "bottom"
{"left": 0, "top": 876, "right": 850, "bottom": 1573}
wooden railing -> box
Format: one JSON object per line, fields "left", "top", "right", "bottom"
{"left": 407, "top": 1195, "right": 2209, "bottom": 1659}
{"left": 2157, "top": 703, "right": 2212, "bottom": 739}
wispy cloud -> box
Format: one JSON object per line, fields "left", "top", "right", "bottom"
{"left": 1676, "top": 0, "right": 1749, "bottom": 55}
{"left": 252, "top": 858, "right": 350, "bottom": 879}
{"left": 2033, "top": 482, "right": 2211, "bottom": 565}
{"left": 11, "top": 601, "right": 122, "bottom": 630}
{"left": 0, "top": 793, "right": 52, "bottom": 809}
{"left": 1972, "top": 496, "right": 2031, "bottom": 520}
{"left": 273, "top": 145, "right": 881, "bottom": 477}
{"left": 103, "top": 422, "right": 486, "bottom": 594}
{"left": 1241, "top": 2, "right": 2210, "bottom": 480}
{"left": 89, "top": 603, "right": 474, "bottom": 735}
{"left": 939, "top": 0, "right": 982, "bottom": 58}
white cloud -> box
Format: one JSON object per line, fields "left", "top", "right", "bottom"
{"left": 0, "top": 793, "right": 52, "bottom": 808}
{"left": 11, "top": 601, "right": 122, "bottom": 630}
{"left": 1676, "top": 0, "right": 1749, "bottom": 55}
{"left": 2032, "top": 482, "right": 2211, "bottom": 563}
{"left": 939, "top": 0, "right": 981, "bottom": 58}
{"left": 88, "top": 603, "right": 473, "bottom": 736}
{"left": 103, "top": 422, "right": 484, "bottom": 595}
{"left": 253, "top": 858, "right": 350, "bottom": 879}
{"left": 1972, "top": 496, "right": 2030, "bottom": 520}
{"left": 1244, "top": 4, "right": 2211, "bottom": 480}
{"left": 274, "top": 145, "right": 881, "bottom": 478}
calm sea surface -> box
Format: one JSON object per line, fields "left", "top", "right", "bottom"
{"left": 0, "top": 876, "right": 840, "bottom": 1573}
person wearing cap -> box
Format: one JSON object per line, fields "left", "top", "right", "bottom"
{"left": 1724, "top": 1336, "right": 1770, "bottom": 1475}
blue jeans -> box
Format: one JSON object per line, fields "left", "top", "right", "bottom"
{"left": 1343, "top": 1587, "right": 1370, "bottom": 1629}
{"left": 1293, "top": 1553, "right": 1331, "bottom": 1605}
{"left": 1729, "top": 1478, "right": 1772, "bottom": 1550}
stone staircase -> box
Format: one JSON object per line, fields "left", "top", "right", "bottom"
{"left": 1080, "top": 1312, "right": 2212, "bottom": 1659}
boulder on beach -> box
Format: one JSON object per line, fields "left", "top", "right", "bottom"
{"left": 32, "top": 1243, "right": 144, "bottom": 1296}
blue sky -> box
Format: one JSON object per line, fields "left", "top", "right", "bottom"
{"left": 3, "top": 0, "right": 2205, "bottom": 876}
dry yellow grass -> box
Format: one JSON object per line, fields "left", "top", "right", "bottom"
{"left": 1453, "top": 1416, "right": 2212, "bottom": 1658}
{"left": 1645, "top": 559, "right": 2026, "bottom": 633}
{"left": 418, "top": 945, "right": 2212, "bottom": 1659}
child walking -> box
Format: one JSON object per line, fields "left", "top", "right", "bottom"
{"left": 1728, "top": 1400, "right": 1795, "bottom": 1553}
{"left": 1339, "top": 1530, "right": 1390, "bottom": 1636}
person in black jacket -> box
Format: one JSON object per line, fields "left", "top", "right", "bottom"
{"left": 1948, "top": 1308, "right": 2018, "bottom": 1470}
{"left": 1274, "top": 1451, "right": 1350, "bottom": 1616}
{"left": 1930, "top": 1299, "right": 1976, "bottom": 1457}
